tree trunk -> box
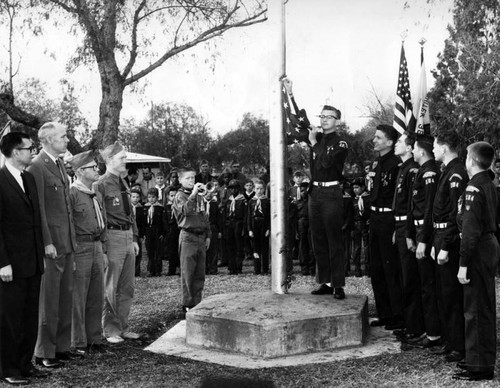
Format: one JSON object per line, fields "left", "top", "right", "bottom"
{"left": 94, "top": 59, "right": 124, "bottom": 148}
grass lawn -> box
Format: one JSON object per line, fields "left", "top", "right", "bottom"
{"left": 27, "top": 259, "right": 500, "bottom": 388}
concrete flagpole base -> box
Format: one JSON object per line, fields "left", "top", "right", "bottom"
{"left": 145, "top": 290, "right": 401, "bottom": 368}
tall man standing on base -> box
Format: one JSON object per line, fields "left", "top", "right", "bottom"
{"left": 95, "top": 142, "right": 140, "bottom": 344}
{"left": 284, "top": 78, "right": 348, "bottom": 300}
{"left": 29, "top": 122, "right": 77, "bottom": 368}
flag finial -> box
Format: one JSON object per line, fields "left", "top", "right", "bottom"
{"left": 419, "top": 37, "right": 427, "bottom": 46}
{"left": 400, "top": 30, "right": 408, "bottom": 42}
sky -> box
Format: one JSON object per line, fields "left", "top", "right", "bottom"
{"left": 3, "top": 0, "right": 455, "bottom": 136}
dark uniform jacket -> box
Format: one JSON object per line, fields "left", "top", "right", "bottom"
{"left": 392, "top": 158, "right": 419, "bottom": 218}
{"left": 432, "top": 158, "right": 468, "bottom": 251}
{"left": 457, "top": 170, "right": 498, "bottom": 267}
{"left": 369, "top": 150, "right": 400, "bottom": 209}
{"left": 309, "top": 132, "right": 348, "bottom": 182}
{"left": 407, "top": 159, "right": 440, "bottom": 243}
{"left": 352, "top": 192, "right": 370, "bottom": 223}
{"left": 247, "top": 196, "right": 270, "bottom": 233}
{"left": 144, "top": 202, "right": 167, "bottom": 237}
{"left": 133, "top": 203, "right": 147, "bottom": 240}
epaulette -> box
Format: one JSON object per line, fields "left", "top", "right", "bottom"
{"left": 466, "top": 185, "right": 480, "bottom": 192}
{"left": 423, "top": 171, "right": 437, "bottom": 178}
{"left": 449, "top": 173, "right": 463, "bottom": 181}
{"left": 338, "top": 140, "right": 348, "bottom": 149}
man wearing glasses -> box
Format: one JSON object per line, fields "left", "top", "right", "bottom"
{"left": 0, "top": 133, "right": 46, "bottom": 384}
{"left": 28, "top": 122, "right": 78, "bottom": 368}
{"left": 283, "top": 78, "right": 348, "bottom": 300}
{"left": 68, "top": 151, "right": 106, "bottom": 355}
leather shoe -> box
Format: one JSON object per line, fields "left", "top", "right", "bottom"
{"left": 406, "top": 336, "right": 442, "bottom": 348}
{"left": 370, "top": 318, "right": 390, "bottom": 327}
{"left": 445, "top": 350, "right": 464, "bottom": 362}
{"left": 34, "top": 357, "right": 63, "bottom": 369}
{"left": 1, "top": 376, "right": 29, "bottom": 386}
{"left": 400, "top": 332, "right": 425, "bottom": 343}
{"left": 311, "top": 284, "right": 333, "bottom": 295}
{"left": 453, "top": 370, "right": 494, "bottom": 381}
{"left": 333, "top": 288, "right": 345, "bottom": 300}
{"left": 385, "top": 320, "right": 404, "bottom": 331}
{"left": 55, "top": 350, "right": 84, "bottom": 360}
{"left": 429, "top": 344, "right": 450, "bottom": 355}
{"left": 21, "top": 367, "right": 50, "bottom": 378}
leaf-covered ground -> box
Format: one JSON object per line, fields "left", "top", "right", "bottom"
{"left": 26, "top": 259, "right": 500, "bottom": 387}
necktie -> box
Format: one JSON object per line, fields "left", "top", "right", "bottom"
{"left": 56, "top": 158, "right": 67, "bottom": 183}
{"left": 255, "top": 197, "right": 263, "bottom": 215}
{"left": 296, "top": 186, "right": 300, "bottom": 201}
{"left": 119, "top": 178, "right": 131, "bottom": 216}
{"left": 21, "top": 172, "right": 30, "bottom": 197}
{"left": 90, "top": 193, "right": 105, "bottom": 230}
{"left": 147, "top": 205, "right": 154, "bottom": 226}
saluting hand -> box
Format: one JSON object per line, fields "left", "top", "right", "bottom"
{"left": 457, "top": 266, "right": 470, "bottom": 285}
{"left": 0, "top": 264, "right": 13, "bottom": 282}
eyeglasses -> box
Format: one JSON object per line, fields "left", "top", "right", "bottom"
{"left": 317, "top": 115, "right": 339, "bottom": 120}
{"left": 80, "top": 165, "right": 99, "bottom": 171}
{"left": 16, "top": 146, "right": 37, "bottom": 153}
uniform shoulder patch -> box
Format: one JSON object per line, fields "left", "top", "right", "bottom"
{"left": 449, "top": 173, "right": 463, "bottom": 181}
{"left": 466, "top": 185, "right": 479, "bottom": 192}
{"left": 409, "top": 168, "right": 419, "bottom": 174}
{"left": 338, "top": 141, "right": 348, "bottom": 149}
{"left": 423, "top": 171, "right": 437, "bottom": 178}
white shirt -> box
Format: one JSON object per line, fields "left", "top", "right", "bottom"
{"left": 5, "top": 161, "right": 25, "bottom": 192}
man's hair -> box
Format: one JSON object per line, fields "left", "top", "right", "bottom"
{"left": 156, "top": 170, "right": 165, "bottom": 178}
{"left": 376, "top": 124, "right": 398, "bottom": 145}
{"left": 245, "top": 179, "right": 254, "bottom": 185}
{"left": 415, "top": 135, "right": 434, "bottom": 158}
{"left": 128, "top": 167, "right": 138, "bottom": 175}
{"left": 0, "top": 132, "right": 31, "bottom": 157}
{"left": 130, "top": 187, "right": 142, "bottom": 196}
{"left": 199, "top": 159, "right": 209, "bottom": 167}
{"left": 38, "top": 122, "right": 62, "bottom": 145}
{"left": 467, "top": 142, "right": 495, "bottom": 170}
{"left": 142, "top": 166, "right": 152, "bottom": 172}
{"left": 435, "top": 130, "right": 462, "bottom": 153}
{"left": 178, "top": 167, "right": 195, "bottom": 179}
{"left": 254, "top": 179, "right": 265, "bottom": 187}
{"left": 166, "top": 186, "right": 178, "bottom": 196}
{"left": 403, "top": 131, "right": 416, "bottom": 148}
{"left": 352, "top": 178, "right": 365, "bottom": 188}
{"left": 293, "top": 170, "right": 305, "bottom": 178}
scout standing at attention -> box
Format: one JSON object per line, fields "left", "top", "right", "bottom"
{"left": 454, "top": 142, "right": 499, "bottom": 382}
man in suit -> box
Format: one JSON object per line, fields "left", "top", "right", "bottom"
{"left": 28, "top": 122, "right": 77, "bottom": 368}
{"left": 0, "top": 132, "right": 46, "bottom": 385}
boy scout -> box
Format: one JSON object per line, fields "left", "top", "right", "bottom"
{"left": 454, "top": 142, "right": 499, "bottom": 381}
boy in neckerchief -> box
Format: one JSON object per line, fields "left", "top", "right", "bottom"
{"left": 222, "top": 179, "right": 246, "bottom": 274}
{"left": 296, "top": 182, "right": 315, "bottom": 276}
{"left": 154, "top": 170, "right": 167, "bottom": 205}
{"left": 243, "top": 179, "right": 255, "bottom": 262}
{"left": 172, "top": 168, "right": 211, "bottom": 312}
{"left": 164, "top": 186, "right": 180, "bottom": 276}
{"left": 144, "top": 188, "right": 167, "bottom": 277}
{"left": 247, "top": 180, "right": 270, "bottom": 275}
{"left": 130, "top": 187, "right": 146, "bottom": 276}
{"left": 350, "top": 178, "right": 370, "bottom": 277}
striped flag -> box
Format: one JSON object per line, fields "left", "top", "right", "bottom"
{"left": 415, "top": 44, "right": 430, "bottom": 135}
{"left": 281, "top": 81, "right": 310, "bottom": 144}
{"left": 393, "top": 43, "right": 416, "bottom": 134}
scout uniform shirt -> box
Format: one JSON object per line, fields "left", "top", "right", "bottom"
{"left": 309, "top": 132, "right": 348, "bottom": 182}
{"left": 370, "top": 150, "right": 400, "bottom": 210}
{"left": 392, "top": 158, "right": 419, "bottom": 220}
{"left": 172, "top": 188, "right": 211, "bottom": 238}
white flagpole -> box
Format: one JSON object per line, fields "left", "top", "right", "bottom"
{"left": 269, "top": 0, "right": 288, "bottom": 294}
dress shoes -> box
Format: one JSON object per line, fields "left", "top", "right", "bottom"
{"left": 406, "top": 336, "right": 442, "bottom": 348}
{"left": 453, "top": 370, "right": 494, "bottom": 381}
{"left": 106, "top": 335, "right": 124, "bottom": 344}
{"left": 429, "top": 344, "right": 450, "bottom": 355}
{"left": 385, "top": 320, "right": 404, "bottom": 331}
{"left": 311, "top": 284, "right": 334, "bottom": 295}
{"left": 55, "top": 350, "right": 85, "bottom": 360}
{"left": 445, "top": 351, "right": 464, "bottom": 362}
{"left": 369, "top": 318, "right": 391, "bottom": 327}
{"left": 21, "top": 367, "right": 50, "bottom": 378}
{"left": 121, "top": 331, "right": 141, "bottom": 340}
{"left": 34, "top": 357, "right": 63, "bottom": 369}
{"left": 333, "top": 288, "right": 345, "bottom": 300}
{"left": 1, "top": 376, "right": 29, "bottom": 386}
{"left": 400, "top": 332, "right": 425, "bottom": 343}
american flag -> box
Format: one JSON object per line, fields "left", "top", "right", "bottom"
{"left": 281, "top": 81, "right": 310, "bottom": 144}
{"left": 393, "top": 43, "right": 416, "bottom": 135}
{"left": 415, "top": 44, "right": 430, "bottom": 135}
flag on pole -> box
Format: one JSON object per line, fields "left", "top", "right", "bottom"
{"left": 393, "top": 43, "right": 416, "bottom": 134}
{"left": 281, "top": 81, "right": 310, "bottom": 144}
{"left": 415, "top": 42, "right": 431, "bottom": 135}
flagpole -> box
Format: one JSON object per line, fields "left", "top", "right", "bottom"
{"left": 269, "top": 0, "right": 288, "bottom": 294}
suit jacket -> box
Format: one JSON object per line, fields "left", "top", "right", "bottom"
{"left": 0, "top": 167, "right": 44, "bottom": 277}
{"left": 27, "top": 150, "right": 76, "bottom": 255}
